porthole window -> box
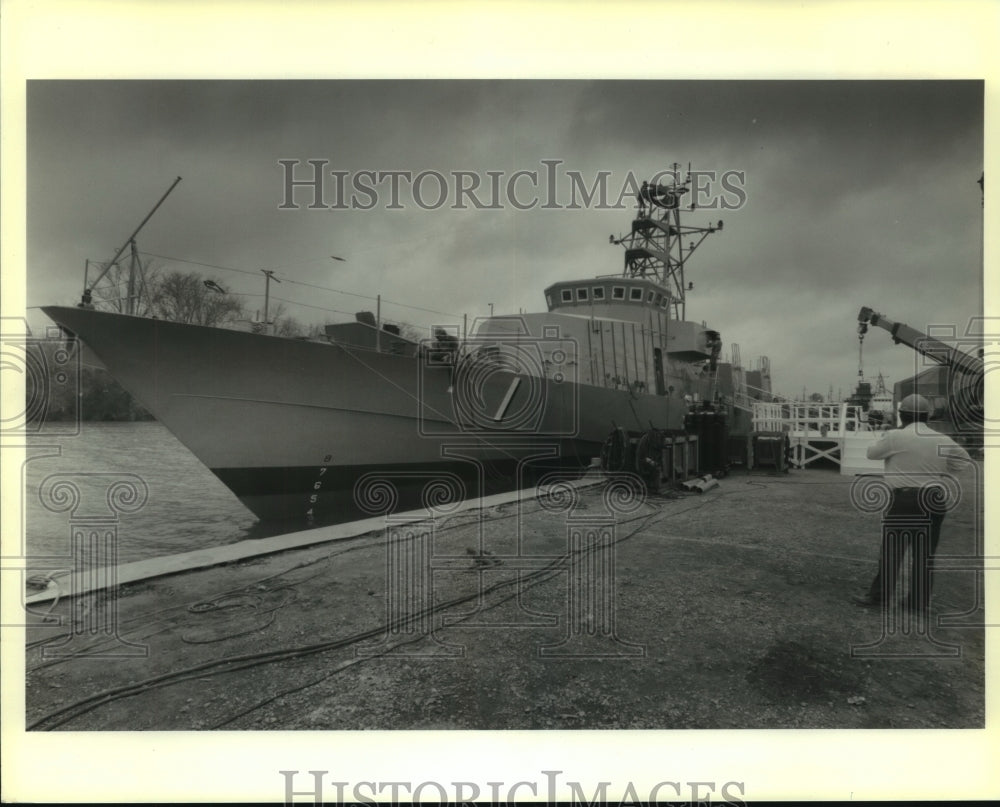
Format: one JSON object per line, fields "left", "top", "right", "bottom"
{"left": 561, "top": 289, "right": 573, "bottom": 302}
{"left": 577, "top": 288, "right": 589, "bottom": 301}
{"left": 592, "top": 287, "right": 605, "bottom": 300}
{"left": 612, "top": 286, "right": 625, "bottom": 300}
{"left": 629, "top": 288, "right": 643, "bottom": 301}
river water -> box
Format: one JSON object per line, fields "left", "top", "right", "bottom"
{"left": 20, "top": 421, "right": 583, "bottom": 568}
{"left": 22, "top": 421, "right": 260, "bottom": 566}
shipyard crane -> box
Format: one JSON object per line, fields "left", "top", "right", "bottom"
{"left": 857, "top": 306, "right": 983, "bottom": 435}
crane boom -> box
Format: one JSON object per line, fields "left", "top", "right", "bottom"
{"left": 82, "top": 176, "right": 182, "bottom": 304}
{"left": 857, "top": 306, "right": 982, "bottom": 378}
{"left": 857, "top": 305, "right": 983, "bottom": 441}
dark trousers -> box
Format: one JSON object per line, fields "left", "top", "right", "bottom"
{"left": 867, "top": 487, "right": 945, "bottom": 613}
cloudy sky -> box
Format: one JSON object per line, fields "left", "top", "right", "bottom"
{"left": 24, "top": 79, "right": 983, "bottom": 399}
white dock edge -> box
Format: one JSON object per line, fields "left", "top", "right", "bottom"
{"left": 25, "top": 476, "right": 605, "bottom": 605}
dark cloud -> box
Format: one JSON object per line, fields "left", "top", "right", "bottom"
{"left": 25, "top": 80, "right": 983, "bottom": 397}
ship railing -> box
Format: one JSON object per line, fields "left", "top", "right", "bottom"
{"left": 751, "top": 400, "right": 877, "bottom": 435}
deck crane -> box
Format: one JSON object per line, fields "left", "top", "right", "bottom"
{"left": 857, "top": 306, "right": 983, "bottom": 437}
{"left": 79, "top": 176, "right": 182, "bottom": 312}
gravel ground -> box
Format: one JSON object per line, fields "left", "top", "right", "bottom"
{"left": 24, "top": 465, "right": 985, "bottom": 731}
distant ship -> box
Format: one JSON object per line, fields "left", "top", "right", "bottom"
{"left": 846, "top": 371, "right": 893, "bottom": 427}
{"left": 868, "top": 372, "right": 894, "bottom": 414}
{"left": 44, "top": 168, "right": 773, "bottom": 526}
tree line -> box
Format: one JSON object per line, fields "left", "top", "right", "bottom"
{"left": 92, "top": 262, "right": 312, "bottom": 335}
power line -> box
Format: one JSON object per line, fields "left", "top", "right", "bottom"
{"left": 139, "top": 251, "right": 260, "bottom": 277}
{"left": 270, "top": 295, "right": 359, "bottom": 317}
{"left": 268, "top": 296, "right": 443, "bottom": 331}
{"left": 278, "top": 277, "right": 460, "bottom": 317}
{"left": 139, "top": 250, "right": 465, "bottom": 319}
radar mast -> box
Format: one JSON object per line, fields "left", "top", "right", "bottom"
{"left": 611, "top": 163, "right": 722, "bottom": 321}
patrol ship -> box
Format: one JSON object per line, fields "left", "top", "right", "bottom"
{"left": 43, "top": 170, "right": 772, "bottom": 525}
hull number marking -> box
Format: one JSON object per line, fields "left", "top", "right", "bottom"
{"left": 307, "top": 456, "right": 333, "bottom": 522}
{"left": 493, "top": 376, "right": 521, "bottom": 422}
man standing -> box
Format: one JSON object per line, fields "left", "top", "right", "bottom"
{"left": 853, "top": 394, "right": 971, "bottom": 616}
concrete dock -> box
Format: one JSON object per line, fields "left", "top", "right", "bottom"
{"left": 24, "top": 466, "right": 985, "bottom": 732}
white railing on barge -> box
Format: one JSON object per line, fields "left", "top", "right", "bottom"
{"left": 751, "top": 400, "right": 887, "bottom": 474}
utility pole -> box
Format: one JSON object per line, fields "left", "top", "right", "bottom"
{"left": 262, "top": 269, "right": 281, "bottom": 333}
{"left": 126, "top": 239, "right": 143, "bottom": 315}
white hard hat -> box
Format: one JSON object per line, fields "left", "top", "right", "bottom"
{"left": 898, "top": 393, "right": 931, "bottom": 414}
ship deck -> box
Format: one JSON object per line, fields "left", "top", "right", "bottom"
{"left": 21, "top": 463, "right": 985, "bottom": 743}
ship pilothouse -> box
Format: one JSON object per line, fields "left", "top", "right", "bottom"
{"left": 538, "top": 169, "right": 725, "bottom": 400}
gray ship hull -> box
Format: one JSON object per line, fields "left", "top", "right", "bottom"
{"left": 42, "top": 306, "right": 689, "bottom": 525}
